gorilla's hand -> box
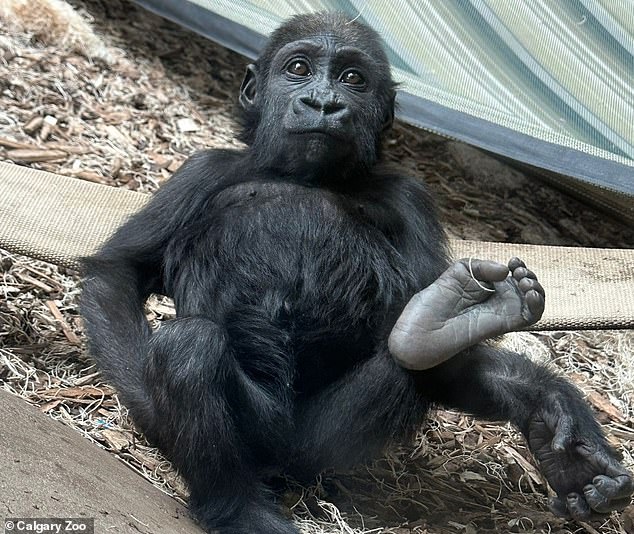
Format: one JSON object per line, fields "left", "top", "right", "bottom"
{"left": 527, "top": 398, "right": 633, "bottom": 520}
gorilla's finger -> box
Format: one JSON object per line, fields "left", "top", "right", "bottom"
{"left": 531, "top": 280, "right": 545, "bottom": 297}
{"left": 608, "top": 473, "right": 634, "bottom": 497}
{"left": 518, "top": 279, "right": 545, "bottom": 303}
{"left": 551, "top": 416, "right": 574, "bottom": 452}
{"left": 524, "top": 268, "right": 537, "bottom": 280}
{"left": 512, "top": 267, "right": 537, "bottom": 281}
{"left": 601, "top": 457, "right": 634, "bottom": 484}
{"left": 518, "top": 277, "right": 540, "bottom": 293}
{"left": 508, "top": 257, "right": 526, "bottom": 271}
{"left": 467, "top": 259, "right": 509, "bottom": 282}
{"left": 592, "top": 474, "right": 634, "bottom": 500}
{"left": 592, "top": 475, "right": 618, "bottom": 497}
{"left": 583, "top": 482, "right": 632, "bottom": 514}
{"left": 566, "top": 493, "right": 592, "bottom": 521}
{"left": 583, "top": 484, "right": 611, "bottom": 513}
{"left": 615, "top": 473, "right": 634, "bottom": 495}
{"left": 525, "top": 290, "right": 545, "bottom": 322}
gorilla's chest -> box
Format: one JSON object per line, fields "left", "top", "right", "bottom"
{"left": 215, "top": 182, "right": 347, "bottom": 234}
{"left": 193, "top": 181, "right": 409, "bottom": 324}
{"left": 212, "top": 182, "right": 388, "bottom": 268}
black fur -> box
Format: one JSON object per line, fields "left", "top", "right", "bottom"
{"left": 81, "top": 12, "right": 623, "bottom": 533}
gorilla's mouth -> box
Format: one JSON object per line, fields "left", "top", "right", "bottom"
{"left": 290, "top": 127, "right": 347, "bottom": 140}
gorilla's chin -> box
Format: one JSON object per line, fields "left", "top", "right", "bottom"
{"left": 302, "top": 134, "right": 348, "bottom": 164}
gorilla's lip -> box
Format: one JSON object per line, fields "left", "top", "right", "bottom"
{"left": 289, "top": 127, "right": 346, "bottom": 140}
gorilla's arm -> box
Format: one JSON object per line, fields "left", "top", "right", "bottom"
{"left": 81, "top": 150, "right": 233, "bottom": 417}
{"left": 81, "top": 255, "right": 154, "bottom": 416}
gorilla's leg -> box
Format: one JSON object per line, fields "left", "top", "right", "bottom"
{"left": 289, "top": 347, "right": 427, "bottom": 480}
{"left": 389, "top": 257, "right": 545, "bottom": 369}
{"left": 143, "top": 317, "right": 297, "bottom": 534}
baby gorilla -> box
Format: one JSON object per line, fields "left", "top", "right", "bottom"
{"left": 81, "top": 11, "right": 633, "bottom": 534}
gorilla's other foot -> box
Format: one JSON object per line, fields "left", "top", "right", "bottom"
{"left": 388, "top": 257, "right": 545, "bottom": 370}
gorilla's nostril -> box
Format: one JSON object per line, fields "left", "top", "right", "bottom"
{"left": 298, "top": 95, "right": 346, "bottom": 116}
{"left": 299, "top": 96, "right": 322, "bottom": 111}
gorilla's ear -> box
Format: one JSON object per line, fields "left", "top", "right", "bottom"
{"left": 382, "top": 93, "right": 395, "bottom": 132}
{"left": 239, "top": 64, "right": 258, "bottom": 109}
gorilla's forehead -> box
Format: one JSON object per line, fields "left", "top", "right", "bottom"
{"left": 272, "top": 36, "right": 378, "bottom": 65}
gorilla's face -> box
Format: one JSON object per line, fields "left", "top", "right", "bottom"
{"left": 239, "top": 31, "right": 395, "bottom": 178}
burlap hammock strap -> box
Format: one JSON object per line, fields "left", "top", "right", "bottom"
{"left": 0, "top": 161, "right": 632, "bottom": 330}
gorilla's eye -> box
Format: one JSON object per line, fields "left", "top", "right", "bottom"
{"left": 286, "top": 60, "right": 311, "bottom": 77}
{"left": 341, "top": 70, "right": 365, "bottom": 86}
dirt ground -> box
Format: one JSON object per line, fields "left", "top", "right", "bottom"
{"left": 0, "top": 1, "right": 632, "bottom": 533}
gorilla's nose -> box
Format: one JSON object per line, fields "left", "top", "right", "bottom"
{"left": 296, "top": 94, "right": 350, "bottom": 120}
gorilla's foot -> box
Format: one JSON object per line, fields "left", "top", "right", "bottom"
{"left": 388, "top": 257, "right": 545, "bottom": 370}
